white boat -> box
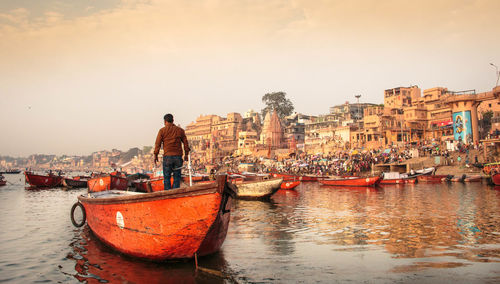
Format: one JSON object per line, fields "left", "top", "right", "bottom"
{"left": 231, "top": 177, "right": 283, "bottom": 199}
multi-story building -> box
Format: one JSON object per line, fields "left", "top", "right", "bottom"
{"left": 384, "top": 86, "right": 421, "bottom": 109}
{"left": 211, "top": 112, "right": 243, "bottom": 155}
{"left": 361, "top": 105, "right": 386, "bottom": 148}
{"left": 283, "top": 113, "right": 310, "bottom": 150}
{"left": 420, "top": 87, "right": 454, "bottom": 141}
{"left": 329, "top": 101, "right": 374, "bottom": 123}
{"left": 185, "top": 114, "right": 218, "bottom": 152}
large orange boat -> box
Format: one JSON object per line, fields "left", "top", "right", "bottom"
{"left": 318, "top": 176, "right": 380, "bottom": 187}
{"left": 87, "top": 173, "right": 128, "bottom": 192}
{"left": 24, "top": 171, "right": 63, "bottom": 187}
{"left": 73, "top": 175, "right": 235, "bottom": 261}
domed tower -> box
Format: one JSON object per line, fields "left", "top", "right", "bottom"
{"left": 261, "top": 110, "right": 283, "bottom": 149}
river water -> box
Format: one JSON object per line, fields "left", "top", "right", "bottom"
{"left": 0, "top": 173, "right": 499, "bottom": 283}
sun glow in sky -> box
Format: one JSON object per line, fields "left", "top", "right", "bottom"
{"left": 1, "top": 0, "right": 499, "bottom": 156}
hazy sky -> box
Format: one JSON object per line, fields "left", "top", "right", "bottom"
{"left": 1, "top": 0, "right": 499, "bottom": 157}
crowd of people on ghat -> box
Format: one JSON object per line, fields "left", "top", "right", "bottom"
{"left": 187, "top": 140, "right": 484, "bottom": 177}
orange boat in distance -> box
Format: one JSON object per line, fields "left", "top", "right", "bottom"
{"left": 318, "top": 176, "right": 381, "bottom": 187}
{"left": 271, "top": 172, "right": 328, "bottom": 182}
{"left": 88, "top": 173, "right": 128, "bottom": 192}
{"left": 379, "top": 178, "right": 416, "bottom": 185}
{"left": 73, "top": 175, "right": 235, "bottom": 261}
{"left": 24, "top": 171, "right": 63, "bottom": 188}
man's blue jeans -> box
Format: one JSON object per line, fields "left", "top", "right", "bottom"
{"left": 163, "top": 155, "right": 183, "bottom": 190}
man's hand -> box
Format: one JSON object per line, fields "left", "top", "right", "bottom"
{"left": 154, "top": 155, "right": 158, "bottom": 166}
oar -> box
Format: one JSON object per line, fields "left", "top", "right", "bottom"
{"left": 188, "top": 153, "right": 192, "bottom": 186}
{"left": 194, "top": 252, "right": 225, "bottom": 278}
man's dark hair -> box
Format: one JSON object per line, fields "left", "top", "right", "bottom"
{"left": 164, "top": 114, "right": 174, "bottom": 123}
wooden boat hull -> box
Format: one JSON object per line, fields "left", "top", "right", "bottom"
{"left": 63, "top": 178, "right": 88, "bottom": 188}
{"left": 77, "top": 176, "right": 234, "bottom": 261}
{"left": 232, "top": 178, "right": 283, "bottom": 199}
{"left": 379, "top": 178, "right": 416, "bottom": 185}
{"left": 464, "top": 175, "right": 482, "bottom": 182}
{"left": 416, "top": 175, "right": 449, "bottom": 183}
{"left": 281, "top": 180, "right": 301, "bottom": 189}
{"left": 1, "top": 170, "right": 21, "bottom": 174}
{"left": 319, "top": 176, "right": 380, "bottom": 187}
{"left": 88, "top": 175, "right": 128, "bottom": 192}
{"left": 24, "top": 172, "right": 63, "bottom": 187}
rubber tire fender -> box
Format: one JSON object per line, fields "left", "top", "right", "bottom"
{"left": 70, "top": 202, "right": 86, "bottom": 227}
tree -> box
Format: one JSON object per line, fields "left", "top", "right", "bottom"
{"left": 479, "top": 111, "right": 493, "bottom": 139}
{"left": 261, "top": 91, "right": 294, "bottom": 119}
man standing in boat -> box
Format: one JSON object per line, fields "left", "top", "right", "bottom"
{"left": 154, "top": 113, "right": 190, "bottom": 190}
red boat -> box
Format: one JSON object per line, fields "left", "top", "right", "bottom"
{"left": 416, "top": 175, "right": 449, "bottom": 183}
{"left": 318, "top": 176, "right": 380, "bottom": 187}
{"left": 73, "top": 175, "right": 235, "bottom": 261}
{"left": 24, "top": 171, "right": 63, "bottom": 187}
{"left": 0, "top": 175, "right": 6, "bottom": 186}
{"left": 280, "top": 180, "right": 301, "bottom": 189}
{"left": 491, "top": 171, "right": 500, "bottom": 185}
{"left": 379, "top": 178, "right": 416, "bottom": 185}
{"left": 148, "top": 177, "right": 180, "bottom": 192}
{"left": 88, "top": 173, "right": 128, "bottom": 192}
{"left": 270, "top": 172, "right": 328, "bottom": 182}
{"left": 380, "top": 178, "right": 416, "bottom": 185}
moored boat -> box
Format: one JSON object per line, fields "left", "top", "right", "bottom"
{"left": 379, "top": 178, "right": 416, "bottom": 185}
{"left": 483, "top": 162, "right": 500, "bottom": 175}
{"left": 463, "top": 175, "right": 482, "bottom": 182}
{"left": 318, "top": 176, "right": 380, "bottom": 187}
{"left": 280, "top": 180, "right": 301, "bottom": 189}
{"left": 72, "top": 175, "right": 235, "bottom": 261}
{"left": 24, "top": 171, "right": 63, "bottom": 188}
{"left": 0, "top": 169, "right": 21, "bottom": 174}
{"left": 416, "top": 175, "right": 450, "bottom": 183}
{"left": 148, "top": 177, "right": 180, "bottom": 192}
{"left": 87, "top": 173, "right": 128, "bottom": 192}
{"left": 491, "top": 171, "right": 500, "bottom": 185}
{"left": 449, "top": 174, "right": 481, "bottom": 182}
{"left": 62, "top": 176, "right": 89, "bottom": 188}
{"left": 0, "top": 174, "right": 6, "bottom": 186}
{"left": 379, "top": 172, "right": 416, "bottom": 185}
{"left": 270, "top": 172, "right": 328, "bottom": 182}
{"left": 231, "top": 177, "right": 283, "bottom": 199}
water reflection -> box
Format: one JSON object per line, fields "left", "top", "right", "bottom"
{"left": 69, "top": 227, "right": 231, "bottom": 283}
{"left": 223, "top": 182, "right": 500, "bottom": 282}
